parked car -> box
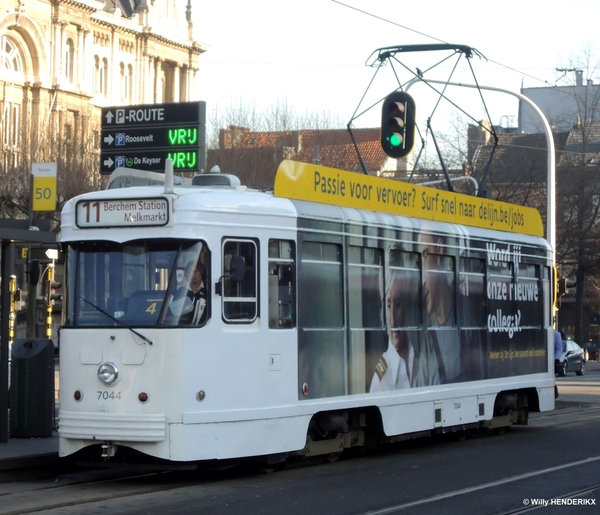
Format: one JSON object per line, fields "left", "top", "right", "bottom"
{"left": 555, "top": 339, "right": 585, "bottom": 377}
{"left": 584, "top": 341, "right": 599, "bottom": 362}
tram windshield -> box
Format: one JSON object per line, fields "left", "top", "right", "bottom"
{"left": 65, "top": 239, "right": 209, "bottom": 328}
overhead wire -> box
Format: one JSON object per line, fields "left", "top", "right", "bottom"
{"left": 332, "top": 0, "right": 574, "bottom": 90}
{"left": 331, "top": 0, "right": 448, "bottom": 44}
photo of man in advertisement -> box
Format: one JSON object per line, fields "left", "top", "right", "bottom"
{"left": 370, "top": 248, "right": 440, "bottom": 391}
{"left": 419, "top": 228, "right": 461, "bottom": 384}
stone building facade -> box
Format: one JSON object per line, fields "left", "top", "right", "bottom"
{"left": 0, "top": 0, "right": 204, "bottom": 193}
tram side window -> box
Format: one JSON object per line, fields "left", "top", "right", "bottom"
{"left": 517, "top": 263, "right": 542, "bottom": 328}
{"left": 348, "top": 246, "right": 384, "bottom": 329}
{"left": 422, "top": 247, "right": 459, "bottom": 383}
{"left": 458, "top": 257, "right": 487, "bottom": 328}
{"left": 423, "top": 252, "right": 456, "bottom": 326}
{"left": 300, "top": 242, "right": 343, "bottom": 328}
{"left": 222, "top": 239, "right": 257, "bottom": 323}
{"left": 387, "top": 248, "right": 421, "bottom": 329}
{"left": 488, "top": 261, "right": 513, "bottom": 312}
{"left": 268, "top": 239, "right": 296, "bottom": 329}
{"left": 458, "top": 257, "right": 488, "bottom": 381}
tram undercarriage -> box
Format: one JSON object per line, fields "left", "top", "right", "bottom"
{"left": 291, "top": 388, "right": 537, "bottom": 462}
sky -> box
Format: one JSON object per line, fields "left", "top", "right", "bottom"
{"left": 192, "top": 0, "right": 599, "bottom": 131}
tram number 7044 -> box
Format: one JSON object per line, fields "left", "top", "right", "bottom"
{"left": 97, "top": 391, "right": 122, "bottom": 400}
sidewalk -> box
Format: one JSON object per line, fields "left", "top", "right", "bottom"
{"left": 1, "top": 359, "right": 61, "bottom": 471}
{"left": 0, "top": 432, "right": 59, "bottom": 471}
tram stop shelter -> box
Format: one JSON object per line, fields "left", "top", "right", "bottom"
{"left": 0, "top": 219, "right": 56, "bottom": 443}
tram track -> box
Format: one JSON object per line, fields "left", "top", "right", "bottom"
{"left": 0, "top": 457, "right": 308, "bottom": 515}
{"left": 0, "top": 467, "right": 187, "bottom": 515}
{"left": 357, "top": 455, "right": 600, "bottom": 515}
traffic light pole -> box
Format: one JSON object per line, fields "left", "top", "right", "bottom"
{"left": 405, "top": 78, "right": 556, "bottom": 264}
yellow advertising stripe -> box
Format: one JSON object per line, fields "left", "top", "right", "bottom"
{"left": 274, "top": 160, "right": 544, "bottom": 237}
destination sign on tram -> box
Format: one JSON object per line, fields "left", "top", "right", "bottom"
{"left": 75, "top": 197, "right": 170, "bottom": 228}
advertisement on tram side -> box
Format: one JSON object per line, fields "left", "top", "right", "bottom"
{"left": 296, "top": 219, "right": 549, "bottom": 400}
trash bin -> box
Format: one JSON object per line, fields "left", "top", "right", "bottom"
{"left": 9, "top": 338, "right": 54, "bottom": 438}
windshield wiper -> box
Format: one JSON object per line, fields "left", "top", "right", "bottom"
{"left": 79, "top": 296, "right": 153, "bottom": 345}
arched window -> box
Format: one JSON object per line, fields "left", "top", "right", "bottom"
{"left": 0, "top": 35, "right": 24, "bottom": 77}
{"left": 120, "top": 62, "right": 133, "bottom": 103}
{"left": 102, "top": 58, "right": 108, "bottom": 97}
{"left": 64, "top": 38, "right": 74, "bottom": 83}
{"left": 166, "top": 0, "right": 176, "bottom": 19}
{"left": 94, "top": 55, "right": 101, "bottom": 94}
{"left": 127, "top": 64, "right": 133, "bottom": 102}
{"left": 120, "top": 62, "right": 126, "bottom": 101}
{"left": 96, "top": 56, "right": 109, "bottom": 97}
{"left": 0, "top": 36, "right": 23, "bottom": 151}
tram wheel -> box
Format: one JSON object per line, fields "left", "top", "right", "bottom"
{"left": 455, "top": 430, "right": 471, "bottom": 441}
{"left": 325, "top": 452, "right": 342, "bottom": 463}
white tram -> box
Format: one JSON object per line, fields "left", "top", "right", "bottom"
{"left": 58, "top": 160, "right": 555, "bottom": 463}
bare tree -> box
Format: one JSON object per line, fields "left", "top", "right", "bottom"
{"left": 550, "top": 45, "right": 600, "bottom": 341}
{"left": 556, "top": 131, "right": 600, "bottom": 343}
{"left": 0, "top": 109, "right": 105, "bottom": 225}
{"left": 206, "top": 98, "right": 345, "bottom": 149}
{"left": 427, "top": 111, "right": 471, "bottom": 171}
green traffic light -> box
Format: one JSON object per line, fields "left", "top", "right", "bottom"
{"left": 388, "top": 133, "right": 403, "bottom": 147}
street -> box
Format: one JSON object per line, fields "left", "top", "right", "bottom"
{"left": 555, "top": 359, "right": 600, "bottom": 405}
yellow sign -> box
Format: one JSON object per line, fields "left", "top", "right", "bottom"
{"left": 32, "top": 176, "right": 57, "bottom": 211}
{"left": 32, "top": 163, "right": 57, "bottom": 211}
{"left": 274, "top": 160, "right": 544, "bottom": 237}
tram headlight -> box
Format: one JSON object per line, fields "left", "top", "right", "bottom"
{"left": 97, "top": 362, "right": 119, "bottom": 386}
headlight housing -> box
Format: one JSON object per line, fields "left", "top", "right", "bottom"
{"left": 98, "top": 362, "right": 119, "bottom": 386}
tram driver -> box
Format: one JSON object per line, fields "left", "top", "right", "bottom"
{"left": 168, "top": 260, "right": 208, "bottom": 325}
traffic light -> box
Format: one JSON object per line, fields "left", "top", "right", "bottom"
{"left": 380, "top": 91, "right": 416, "bottom": 158}
{"left": 565, "top": 278, "right": 577, "bottom": 295}
{"left": 558, "top": 278, "right": 567, "bottom": 296}
{"left": 557, "top": 277, "right": 577, "bottom": 296}
{"left": 28, "top": 259, "right": 41, "bottom": 286}
{"left": 50, "top": 281, "right": 62, "bottom": 302}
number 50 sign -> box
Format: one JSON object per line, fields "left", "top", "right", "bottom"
{"left": 31, "top": 163, "right": 57, "bottom": 211}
